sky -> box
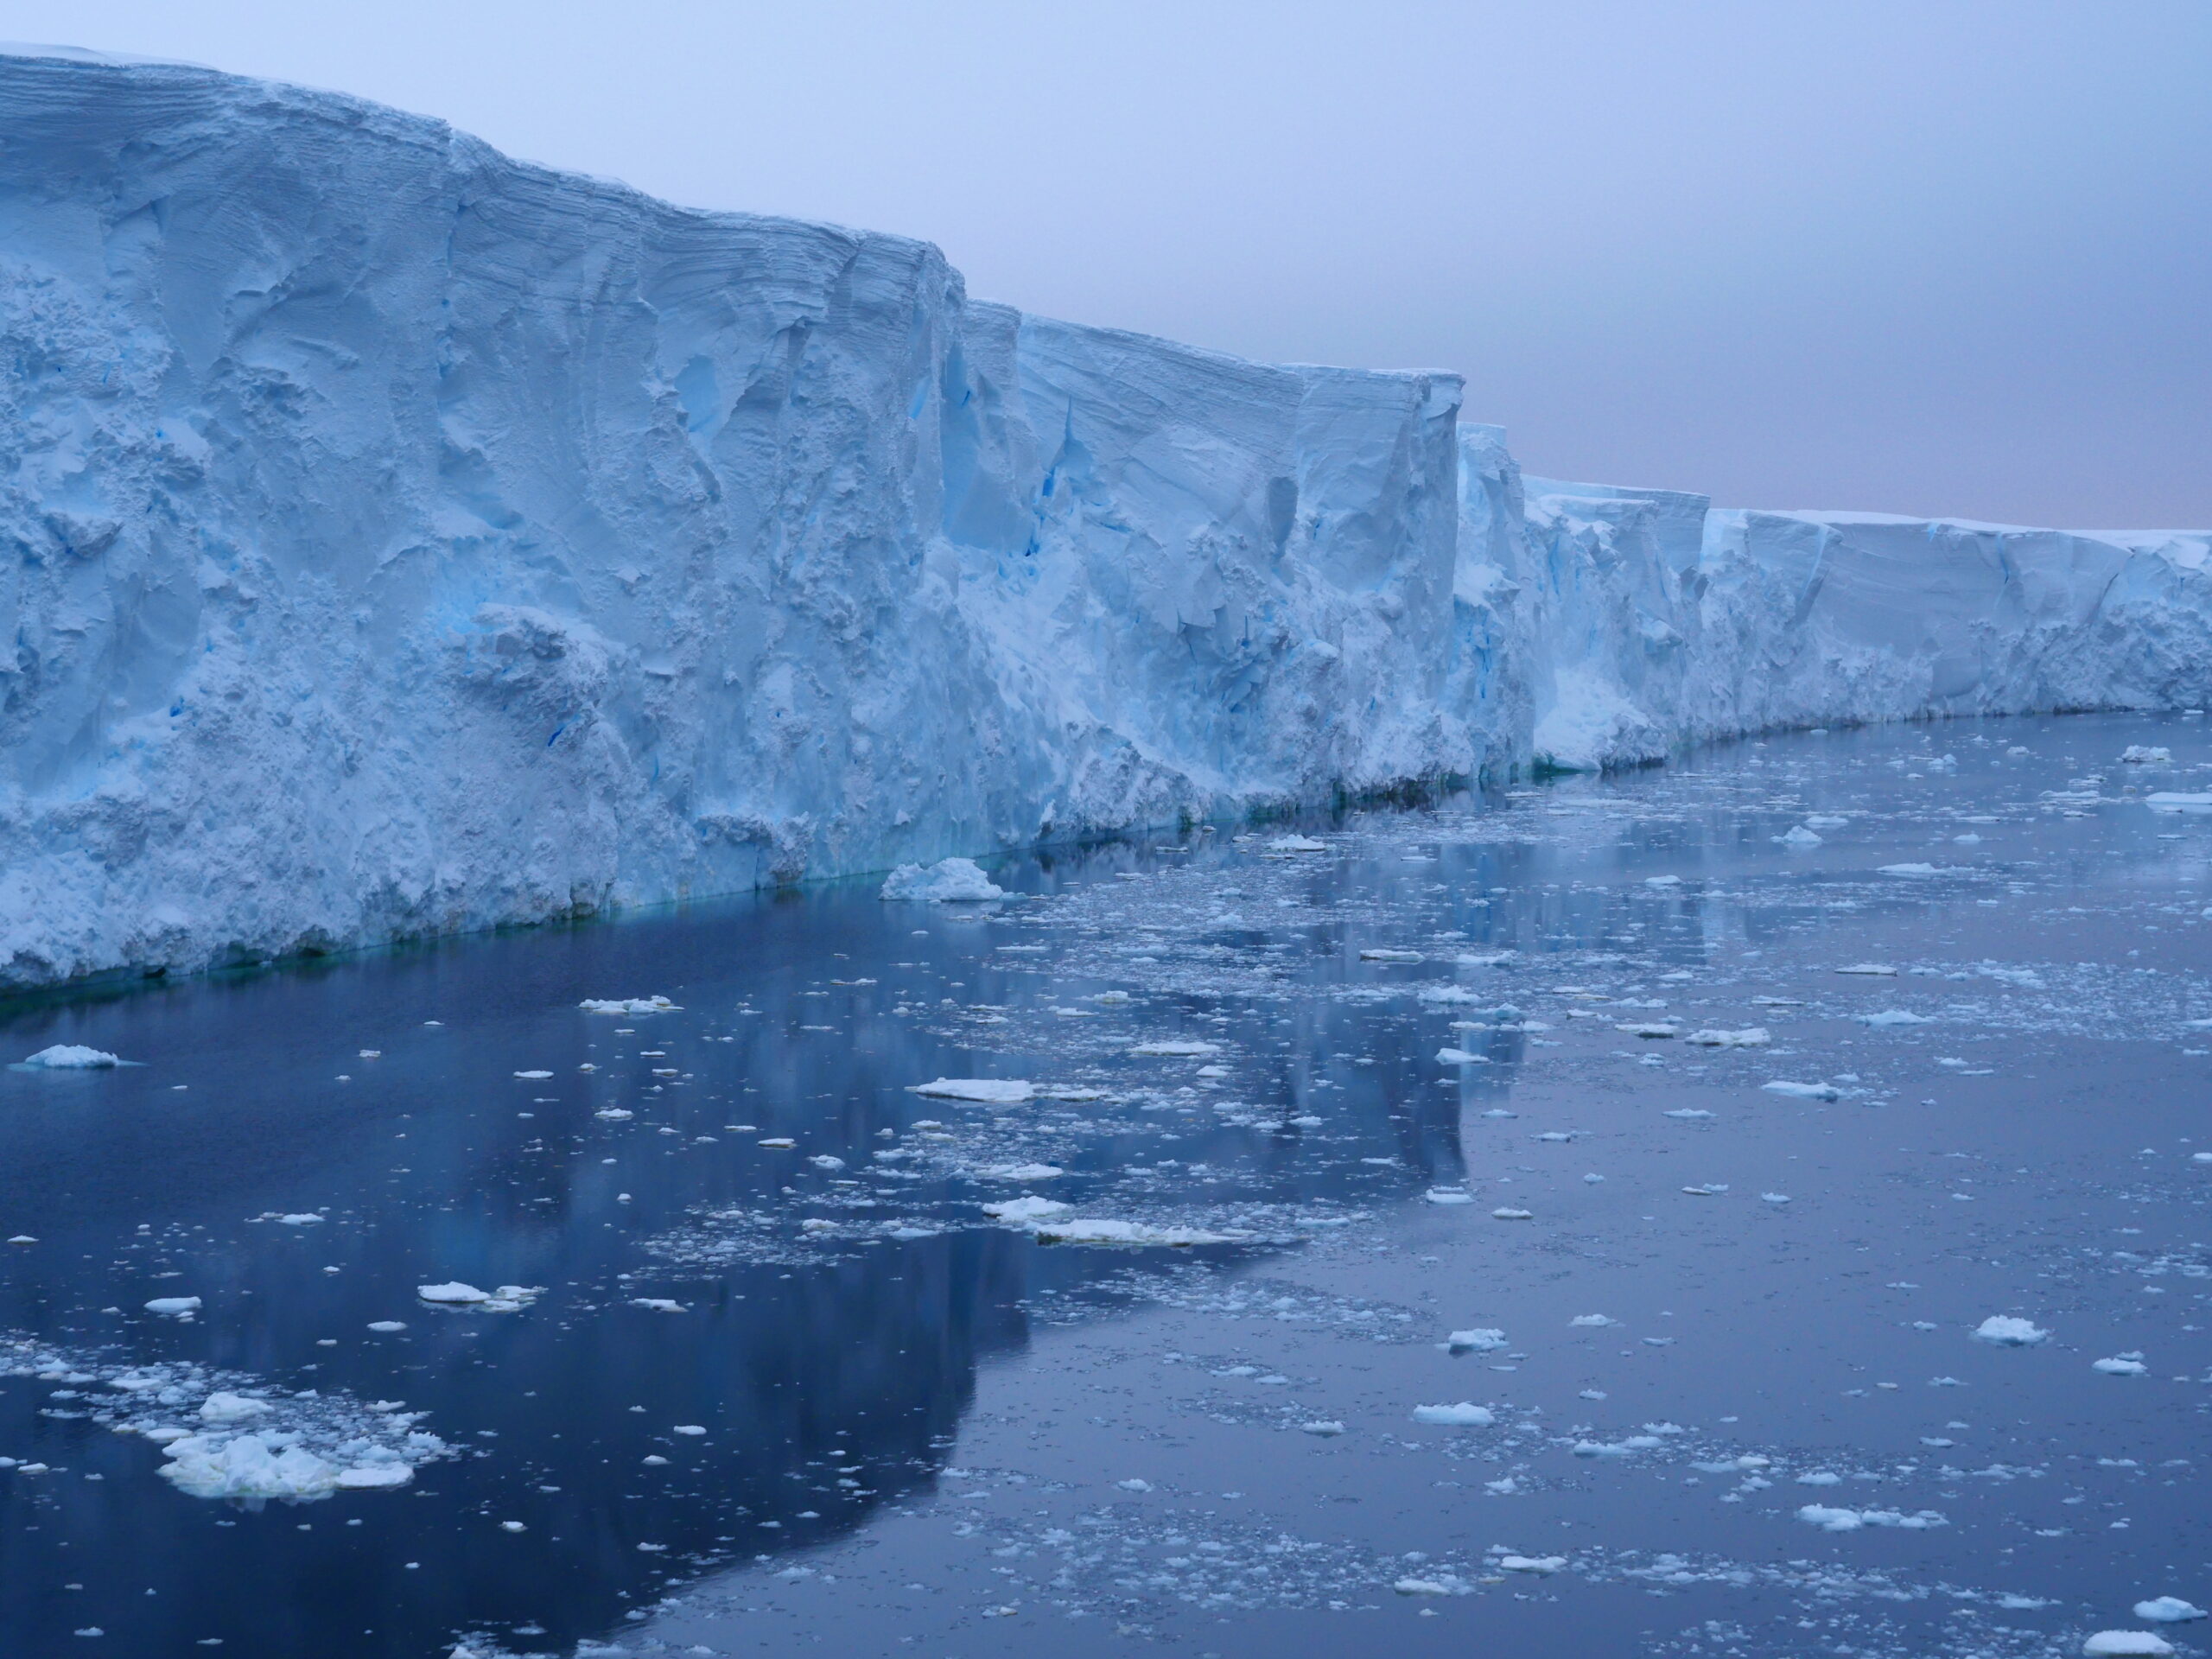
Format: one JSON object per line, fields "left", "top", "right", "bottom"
{"left": 3, "top": 0, "right": 2207, "bottom": 527}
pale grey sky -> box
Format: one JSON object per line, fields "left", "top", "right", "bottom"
{"left": 4, "top": 0, "right": 2207, "bottom": 526}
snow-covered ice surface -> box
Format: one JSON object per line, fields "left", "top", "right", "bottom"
{"left": 3, "top": 712, "right": 2212, "bottom": 1656}
{"left": 3, "top": 48, "right": 2212, "bottom": 997}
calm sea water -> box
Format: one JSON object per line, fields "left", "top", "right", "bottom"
{"left": 3, "top": 713, "right": 2208, "bottom": 1659}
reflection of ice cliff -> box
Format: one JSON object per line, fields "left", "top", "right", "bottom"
{"left": 3, "top": 47, "right": 2207, "bottom": 989}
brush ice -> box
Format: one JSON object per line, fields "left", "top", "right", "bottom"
{"left": 1685, "top": 1027, "right": 1770, "bottom": 1047}
{"left": 1974, "top": 1315, "right": 2050, "bottom": 1346}
{"left": 908, "top": 1078, "right": 1036, "bottom": 1104}
{"left": 1412, "top": 1402, "right": 1495, "bottom": 1427}
{"left": 0, "top": 47, "right": 2206, "bottom": 994}
{"left": 2083, "top": 1636, "right": 2177, "bottom": 1658}
{"left": 880, "top": 860, "right": 1004, "bottom": 902}
{"left": 1763, "top": 1080, "right": 1840, "bottom": 1101}
{"left": 22, "top": 1045, "right": 121, "bottom": 1068}
{"left": 2134, "top": 1599, "right": 2206, "bottom": 1624}
{"left": 1031, "top": 1217, "right": 1236, "bottom": 1247}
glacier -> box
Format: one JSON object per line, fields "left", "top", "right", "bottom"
{"left": 1, "top": 45, "right": 2208, "bottom": 992}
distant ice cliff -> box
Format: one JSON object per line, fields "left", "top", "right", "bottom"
{"left": 2, "top": 48, "right": 2206, "bottom": 989}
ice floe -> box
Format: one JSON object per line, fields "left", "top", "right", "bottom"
{"left": 908, "top": 1077, "right": 1036, "bottom": 1104}
{"left": 1411, "top": 1402, "right": 1495, "bottom": 1427}
{"left": 578, "top": 996, "right": 680, "bottom": 1014}
{"left": 2082, "top": 1635, "right": 2176, "bottom": 1657}
{"left": 21, "top": 1045, "right": 122, "bottom": 1068}
{"left": 1446, "top": 1328, "right": 1507, "bottom": 1352}
{"left": 1796, "top": 1504, "right": 1948, "bottom": 1532}
{"left": 880, "top": 858, "right": 1005, "bottom": 901}
{"left": 1763, "top": 1080, "right": 1840, "bottom": 1101}
{"left": 2134, "top": 1598, "right": 2206, "bottom": 1623}
{"left": 2093, "top": 1353, "right": 2149, "bottom": 1376}
{"left": 1684, "top": 1027, "right": 1770, "bottom": 1047}
{"left": 415, "top": 1282, "right": 543, "bottom": 1313}
{"left": 1972, "top": 1315, "right": 2050, "bottom": 1346}
{"left": 1265, "top": 836, "right": 1327, "bottom": 853}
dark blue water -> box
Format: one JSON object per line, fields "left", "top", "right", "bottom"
{"left": 3, "top": 714, "right": 2209, "bottom": 1658}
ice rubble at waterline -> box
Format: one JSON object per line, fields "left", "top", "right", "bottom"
{"left": 2, "top": 46, "right": 2209, "bottom": 993}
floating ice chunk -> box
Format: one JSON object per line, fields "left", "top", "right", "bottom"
{"left": 1360, "top": 949, "right": 1422, "bottom": 963}
{"left": 512, "top": 1070, "right": 553, "bottom": 1080}
{"left": 1570, "top": 1314, "right": 1617, "bottom": 1327}
{"left": 1491, "top": 1207, "right": 1535, "bottom": 1220}
{"left": 1616, "top": 1023, "right": 1679, "bottom": 1039}
{"left": 199, "top": 1393, "right": 272, "bottom": 1424}
{"left": 1435, "top": 1048, "right": 1486, "bottom": 1065}
{"left": 1422, "top": 1187, "right": 1476, "bottom": 1205}
{"left": 159, "top": 1433, "right": 346, "bottom": 1499}
{"left": 1644, "top": 875, "right": 1681, "bottom": 888}
{"left": 1394, "top": 1577, "right": 1467, "bottom": 1596}
{"left": 1663, "top": 1107, "right": 1716, "bottom": 1119}
{"left": 1446, "top": 1328, "right": 1507, "bottom": 1352}
{"left": 1878, "top": 863, "right": 1942, "bottom": 877}
{"left": 1127, "top": 1040, "right": 1223, "bottom": 1058}
{"left": 808, "top": 1154, "right": 845, "bottom": 1171}
{"left": 1973, "top": 1315, "right": 2050, "bottom": 1346}
{"left": 2134, "top": 1598, "right": 2206, "bottom": 1624}
{"left": 671, "top": 1424, "right": 707, "bottom": 1436}
{"left": 2083, "top": 1635, "right": 2177, "bottom": 1657}
{"left": 1412, "top": 1402, "right": 1495, "bottom": 1427}
{"left": 1684, "top": 1027, "right": 1770, "bottom": 1048}
{"left": 757, "top": 1136, "right": 796, "bottom": 1148}
{"left": 907, "top": 1077, "right": 1036, "bottom": 1104}
{"left": 22, "top": 1045, "right": 123, "bottom": 1068}
{"left": 2093, "top": 1353, "right": 2148, "bottom": 1376}
{"left": 978, "top": 1163, "right": 1064, "bottom": 1181}
{"left": 1116, "top": 1478, "right": 1152, "bottom": 1492}
{"left": 1266, "top": 836, "right": 1327, "bottom": 853}
{"left": 1859, "top": 1009, "right": 1933, "bottom": 1027}
{"left": 1498, "top": 1554, "right": 1567, "bottom": 1573}
{"left": 1298, "top": 1420, "right": 1344, "bottom": 1436}
{"left": 630, "top": 1299, "right": 687, "bottom": 1313}
{"left": 1033, "top": 1218, "right": 1235, "bottom": 1247}
{"left": 2121, "top": 747, "right": 2173, "bottom": 764}
{"left": 880, "top": 858, "right": 1004, "bottom": 901}
{"left": 1797, "top": 1504, "right": 1948, "bottom": 1532}
{"left": 335, "top": 1462, "right": 414, "bottom": 1490}
{"left": 1763, "top": 1080, "right": 1840, "bottom": 1101}
{"left": 416, "top": 1283, "right": 543, "bottom": 1313}
{"left": 1760, "top": 1192, "right": 1792, "bottom": 1205}
{"left": 144, "top": 1297, "right": 202, "bottom": 1317}
{"left": 1836, "top": 963, "right": 1899, "bottom": 976}
{"left": 579, "top": 996, "right": 681, "bottom": 1014}
{"left": 366, "top": 1321, "right": 406, "bottom": 1333}
{"left": 1457, "top": 950, "right": 1517, "bottom": 967}
{"left": 2145, "top": 793, "right": 2212, "bottom": 813}
{"left": 982, "top": 1197, "right": 1072, "bottom": 1224}
{"left": 1778, "top": 826, "right": 1822, "bottom": 848}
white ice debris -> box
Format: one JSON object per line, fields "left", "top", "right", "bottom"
{"left": 978, "top": 1163, "right": 1064, "bottom": 1181}
{"left": 1796, "top": 1504, "right": 1948, "bottom": 1532}
{"left": 1663, "top": 1107, "right": 1716, "bottom": 1119}
{"left": 1298, "top": 1420, "right": 1345, "bottom": 1435}
{"left": 1570, "top": 1314, "right": 1618, "bottom": 1327}
{"left": 2093, "top": 1353, "right": 2149, "bottom": 1376}
{"left": 579, "top": 996, "right": 680, "bottom": 1014}
{"left": 982, "top": 1197, "right": 1072, "bottom": 1224}
{"left": 1497, "top": 1554, "right": 1567, "bottom": 1574}
{"left": 1616, "top": 1022, "right": 1680, "bottom": 1039}
{"left": 2083, "top": 1635, "right": 2177, "bottom": 1658}
{"left": 1835, "top": 963, "right": 1899, "bottom": 976}
{"left": 2120, "top": 746, "right": 2173, "bottom": 763}
{"left": 2146, "top": 792, "right": 2212, "bottom": 812}
{"left": 1266, "top": 836, "right": 1328, "bottom": 853}
{"left": 1859, "top": 1009, "right": 1933, "bottom": 1027}
{"left": 2134, "top": 1599, "right": 2206, "bottom": 1624}
{"left": 144, "top": 1297, "right": 201, "bottom": 1318}
{"left": 22, "top": 1045, "right": 121, "bottom": 1068}
{"left": 1685, "top": 1027, "right": 1770, "bottom": 1047}
{"left": 1446, "top": 1328, "right": 1507, "bottom": 1351}
{"left": 1878, "top": 863, "right": 1942, "bottom": 876}
{"left": 1127, "top": 1040, "right": 1223, "bottom": 1058}
{"left": 415, "top": 1283, "right": 543, "bottom": 1313}
{"left": 1031, "top": 1218, "right": 1236, "bottom": 1247}
{"left": 1779, "top": 825, "right": 1823, "bottom": 848}
{"left": 198, "top": 1392, "right": 272, "bottom": 1424}
{"left": 630, "top": 1299, "right": 687, "bottom": 1313}
{"left": 1424, "top": 1188, "right": 1476, "bottom": 1205}
{"left": 1412, "top": 1402, "right": 1495, "bottom": 1427}
{"left": 880, "top": 858, "right": 1005, "bottom": 902}
{"left": 1359, "top": 948, "right": 1422, "bottom": 962}
{"left": 1435, "top": 1047, "right": 1485, "bottom": 1065}
{"left": 907, "top": 1077, "right": 1036, "bottom": 1104}
{"left": 1491, "top": 1207, "right": 1535, "bottom": 1220}
{"left": 1763, "top": 1080, "right": 1840, "bottom": 1101}
{"left": 1973, "top": 1315, "right": 2050, "bottom": 1346}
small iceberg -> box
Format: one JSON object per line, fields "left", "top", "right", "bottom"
{"left": 1446, "top": 1328, "right": 1506, "bottom": 1352}
{"left": 2134, "top": 1599, "right": 2206, "bottom": 1624}
{"left": 22, "top": 1045, "right": 123, "bottom": 1069}
{"left": 1972, "top": 1315, "right": 2049, "bottom": 1346}
{"left": 880, "top": 858, "right": 1005, "bottom": 901}
{"left": 907, "top": 1077, "right": 1036, "bottom": 1104}
{"left": 2083, "top": 1636, "right": 2176, "bottom": 1658}
{"left": 1412, "top": 1402, "right": 1495, "bottom": 1427}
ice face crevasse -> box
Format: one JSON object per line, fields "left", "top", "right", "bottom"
{"left": 1, "top": 46, "right": 2209, "bottom": 992}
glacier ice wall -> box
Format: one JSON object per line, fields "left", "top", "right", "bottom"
{"left": 1, "top": 47, "right": 2207, "bottom": 991}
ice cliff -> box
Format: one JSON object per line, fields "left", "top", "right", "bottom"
{"left": 2, "top": 47, "right": 2208, "bottom": 990}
